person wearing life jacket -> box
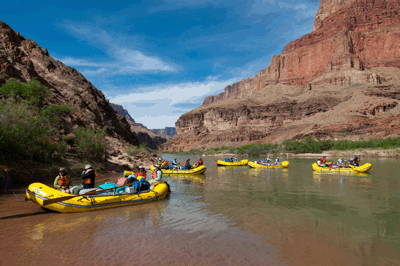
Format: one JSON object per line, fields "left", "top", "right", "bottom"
{"left": 150, "top": 164, "right": 163, "bottom": 184}
{"left": 161, "top": 161, "right": 169, "bottom": 169}
{"left": 321, "top": 156, "right": 327, "bottom": 166}
{"left": 54, "top": 168, "right": 73, "bottom": 193}
{"left": 81, "top": 164, "right": 97, "bottom": 189}
{"left": 351, "top": 154, "right": 360, "bottom": 166}
{"left": 197, "top": 158, "right": 203, "bottom": 166}
{"left": 135, "top": 165, "right": 147, "bottom": 178}
{"left": 274, "top": 157, "right": 280, "bottom": 165}
{"left": 158, "top": 158, "right": 163, "bottom": 166}
{"left": 171, "top": 157, "right": 179, "bottom": 169}
{"left": 181, "top": 159, "right": 192, "bottom": 170}
{"left": 229, "top": 156, "right": 233, "bottom": 162}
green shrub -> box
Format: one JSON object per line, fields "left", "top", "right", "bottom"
{"left": 122, "top": 164, "right": 131, "bottom": 170}
{"left": 0, "top": 80, "right": 76, "bottom": 161}
{"left": 126, "top": 143, "right": 150, "bottom": 156}
{"left": 74, "top": 126, "right": 108, "bottom": 161}
{"left": 0, "top": 99, "right": 58, "bottom": 160}
{"left": 0, "top": 79, "right": 48, "bottom": 105}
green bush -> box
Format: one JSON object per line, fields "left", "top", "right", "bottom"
{"left": 122, "top": 164, "right": 131, "bottom": 170}
{"left": 0, "top": 99, "right": 57, "bottom": 160}
{"left": 73, "top": 126, "right": 108, "bottom": 161}
{"left": 126, "top": 143, "right": 149, "bottom": 156}
{"left": 0, "top": 79, "right": 48, "bottom": 105}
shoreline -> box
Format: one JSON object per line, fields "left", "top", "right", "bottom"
{"left": 163, "top": 148, "right": 400, "bottom": 158}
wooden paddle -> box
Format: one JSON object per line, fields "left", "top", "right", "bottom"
{"left": 42, "top": 183, "right": 136, "bottom": 206}
{"left": 95, "top": 177, "right": 113, "bottom": 183}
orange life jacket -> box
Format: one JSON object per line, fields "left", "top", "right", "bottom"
{"left": 321, "top": 158, "right": 326, "bottom": 164}
{"left": 57, "top": 175, "right": 69, "bottom": 186}
{"left": 162, "top": 161, "right": 168, "bottom": 167}
{"left": 152, "top": 169, "right": 158, "bottom": 179}
{"left": 84, "top": 171, "right": 97, "bottom": 185}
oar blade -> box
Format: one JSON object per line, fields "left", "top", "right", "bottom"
{"left": 43, "top": 195, "right": 76, "bottom": 206}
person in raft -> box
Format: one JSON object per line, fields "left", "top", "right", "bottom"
{"left": 158, "top": 158, "right": 163, "bottom": 166}
{"left": 229, "top": 156, "right": 234, "bottom": 162}
{"left": 150, "top": 164, "right": 163, "bottom": 184}
{"left": 321, "top": 156, "right": 327, "bottom": 166}
{"left": 337, "top": 157, "right": 345, "bottom": 167}
{"left": 81, "top": 164, "right": 97, "bottom": 189}
{"left": 275, "top": 157, "right": 280, "bottom": 165}
{"left": 197, "top": 157, "right": 204, "bottom": 166}
{"left": 54, "top": 168, "right": 73, "bottom": 193}
{"left": 171, "top": 157, "right": 179, "bottom": 169}
{"left": 182, "top": 159, "right": 192, "bottom": 170}
{"left": 161, "top": 160, "right": 170, "bottom": 169}
{"left": 136, "top": 165, "right": 147, "bottom": 179}
{"left": 351, "top": 154, "right": 361, "bottom": 167}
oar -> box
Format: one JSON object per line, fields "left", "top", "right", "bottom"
{"left": 95, "top": 177, "right": 113, "bottom": 183}
{"left": 42, "top": 183, "right": 135, "bottom": 206}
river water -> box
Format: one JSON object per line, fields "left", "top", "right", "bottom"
{"left": 1, "top": 155, "right": 400, "bottom": 265}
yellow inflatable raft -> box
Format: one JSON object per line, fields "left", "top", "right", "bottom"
{"left": 248, "top": 161, "right": 289, "bottom": 168}
{"left": 215, "top": 159, "right": 248, "bottom": 166}
{"left": 150, "top": 165, "right": 206, "bottom": 174}
{"left": 25, "top": 182, "right": 170, "bottom": 213}
{"left": 312, "top": 163, "right": 372, "bottom": 173}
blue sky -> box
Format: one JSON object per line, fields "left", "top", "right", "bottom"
{"left": 2, "top": 0, "right": 319, "bottom": 129}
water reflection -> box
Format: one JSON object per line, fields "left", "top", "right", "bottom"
{"left": 2, "top": 156, "right": 400, "bottom": 265}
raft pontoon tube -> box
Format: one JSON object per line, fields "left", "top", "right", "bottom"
{"left": 150, "top": 165, "right": 206, "bottom": 174}
{"left": 215, "top": 159, "right": 248, "bottom": 166}
{"left": 248, "top": 161, "right": 289, "bottom": 168}
{"left": 26, "top": 182, "right": 170, "bottom": 213}
{"left": 312, "top": 163, "right": 372, "bottom": 173}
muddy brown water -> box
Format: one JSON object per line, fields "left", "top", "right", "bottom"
{"left": 1, "top": 156, "right": 400, "bottom": 265}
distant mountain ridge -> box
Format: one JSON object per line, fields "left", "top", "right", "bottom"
{"left": 150, "top": 127, "right": 176, "bottom": 139}
{"left": 109, "top": 103, "right": 136, "bottom": 124}
{"left": 110, "top": 103, "right": 170, "bottom": 149}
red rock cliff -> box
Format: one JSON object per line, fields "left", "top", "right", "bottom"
{"left": 162, "top": 0, "right": 400, "bottom": 152}
{"left": 203, "top": 0, "right": 400, "bottom": 105}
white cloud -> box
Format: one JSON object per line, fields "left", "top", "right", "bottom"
{"left": 57, "top": 24, "right": 179, "bottom": 76}
{"left": 109, "top": 76, "right": 239, "bottom": 128}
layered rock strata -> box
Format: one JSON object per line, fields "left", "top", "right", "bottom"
{"left": 162, "top": 0, "right": 400, "bottom": 151}
{"left": 203, "top": 0, "right": 400, "bottom": 105}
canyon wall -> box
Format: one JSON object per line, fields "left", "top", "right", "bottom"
{"left": 162, "top": 0, "right": 400, "bottom": 152}
{"left": 203, "top": 0, "right": 400, "bottom": 105}
{"left": 0, "top": 20, "right": 139, "bottom": 150}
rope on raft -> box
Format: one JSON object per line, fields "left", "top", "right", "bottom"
{"left": 2, "top": 168, "right": 25, "bottom": 201}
